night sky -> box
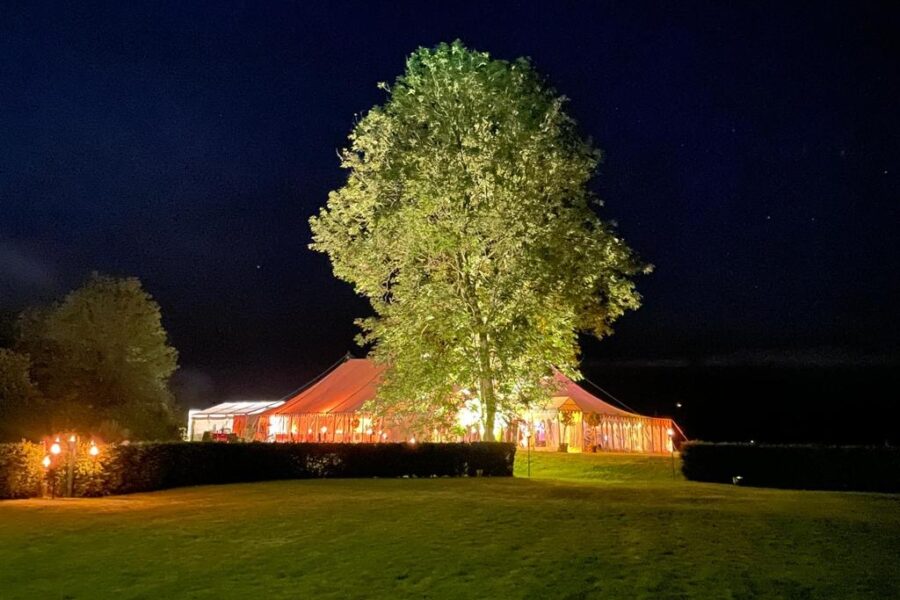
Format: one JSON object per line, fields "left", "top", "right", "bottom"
{"left": 2, "top": 2, "right": 898, "bottom": 438}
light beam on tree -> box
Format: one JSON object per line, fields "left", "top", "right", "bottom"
{"left": 310, "top": 41, "right": 649, "bottom": 440}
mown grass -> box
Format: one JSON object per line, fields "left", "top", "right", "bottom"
{"left": 0, "top": 452, "right": 897, "bottom": 599}
{"left": 514, "top": 448, "right": 682, "bottom": 482}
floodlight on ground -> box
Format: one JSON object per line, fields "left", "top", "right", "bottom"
{"left": 42, "top": 455, "right": 51, "bottom": 468}
{"left": 89, "top": 441, "right": 100, "bottom": 457}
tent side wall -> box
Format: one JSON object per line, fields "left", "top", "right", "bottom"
{"left": 188, "top": 416, "right": 233, "bottom": 441}
{"left": 258, "top": 412, "right": 412, "bottom": 443}
{"left": 512, "top": 412, "right": 675, "bottom": 454}
{"left": 255, "top": 409, "right": 678, "bottom": 454}
{"left": 581, "top": 415, "right": 675, "bottom": 453}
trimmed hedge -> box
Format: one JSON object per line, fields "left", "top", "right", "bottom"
{"left": 681, "top": 442, "right": 900, "bottom": 493}
{"left": 0, "top": 442, "right": 516, "bottom": 499}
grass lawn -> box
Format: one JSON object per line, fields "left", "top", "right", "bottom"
{"left": 1, "top": 452, "right": 898, "bottom": 599}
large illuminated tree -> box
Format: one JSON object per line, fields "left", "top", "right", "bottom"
{"left": 310, "top": 41, "right": 647, "bottom": 439}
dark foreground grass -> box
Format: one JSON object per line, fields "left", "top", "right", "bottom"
{"left": 1, "top": 453, "right": 898, "bottom": 599}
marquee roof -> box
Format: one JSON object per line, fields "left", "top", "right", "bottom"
{"left": 265, "top": 358, "right": 644, "bottom": 418}
{"left": 191, "top": 400, "right": 284, "bottom": 418}
{"left": 549, "top": 371, "right": 637, "bottom": 417}
{"left": 267, "top": 359, "right": 385, "bottom": 415}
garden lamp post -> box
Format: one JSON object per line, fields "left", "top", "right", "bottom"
{"left": 66, "top": 435, "right": 77, "bottom": 498}
{"left": 521, "top": 424, "right": 531, "bottom": 478}
{"left": 667, "top": 428, "right": 676, "bottom": 479}
{"left": 41, "top": 435, "right": 101, "bottom": 498}
{"left": 41, "top": 454, "right": 51, "bottom": 497}
{"left": 47, "top": 437, "right": 62, "bottom": 498}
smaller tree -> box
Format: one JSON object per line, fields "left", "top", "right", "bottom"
{"left": 584, "top": 412, "right": 602, "bottom": 452}
{"left": 16, "top": 274, "right": 180, "bottom": 440}
{"left": 558, "top": 411, "right": 575, "bottom": 452}
{"left": 0, "top": 349, "right": 43, "bottom": 441}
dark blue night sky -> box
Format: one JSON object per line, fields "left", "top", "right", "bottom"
{"left": 2, "top": 2, "right": 898, "bottom": 438}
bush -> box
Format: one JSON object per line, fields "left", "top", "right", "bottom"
{"left": 1, "top": 442, "right": 516, "bottom": 498}
{"left": 0, "top": 442, "right": 45, "bottom": 499}
{"left": 681, "top": 442, "right": 900, "bottom": 493}
{"left": 47, "top": 441, "right": 111, "bottom": 497}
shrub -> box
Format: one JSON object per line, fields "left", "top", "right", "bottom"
{"left": 1, "top": 442, "right": 516, "bottom": 498}
{"left": 0, "top": 442, "right": 45, "bottom": 499}
{"left": 681, "top": 442, "right": 900, "bottom": 493}
{"left": 47, "top": 441, "right": 111, "bottom": 497}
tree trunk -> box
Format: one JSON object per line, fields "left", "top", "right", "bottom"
{"left": 476, "top": 330, "right": 497, "bottom": 442}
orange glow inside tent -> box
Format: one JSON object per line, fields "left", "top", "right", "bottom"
{"left": 195, "top": 357, "right": 684, "bottom": 453}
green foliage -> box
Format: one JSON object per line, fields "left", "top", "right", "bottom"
{"left": 46, "top": 440, "right": 111, "bottom": 497}
{"left": 310, "top": 41, "right": 647, "bottom": 438}
{"left": 558, "top": 410, "right": 575, "bottom": 446}
{"left": 0, "top": 349, "right": 43, "bottom": 442}
{"left": 584, "top": 412, "right": 602, "bottom": 428}
{"left": 15, "top": 274, "right": 180, "bottom": 440}
{"left": 0, "top": 441, "right": 45, "bottom": 499}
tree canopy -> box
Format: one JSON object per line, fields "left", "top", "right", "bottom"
{"left": 0, "top": 348, "right": 42, "bottom": 441}
{"left": 310, "top": 41, "right": 647, "bottom": 439}
{"left": 15, "top": 274, "right": 180, "bottom": 440}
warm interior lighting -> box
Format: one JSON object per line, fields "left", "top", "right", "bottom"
{"left": 320, "top": 426, "right": 328, "bottom": 434}
{"left": 667, "top": 428, "right": 675, "bottom": 437}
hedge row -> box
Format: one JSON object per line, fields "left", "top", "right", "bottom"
{"left": 0, "top": 441, "right": 516, "bottom": 499}
{"left": 681, "top": 442, "right": 900, "bottom": 493}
